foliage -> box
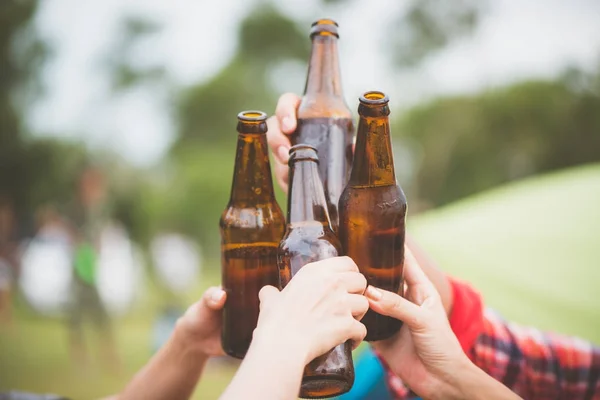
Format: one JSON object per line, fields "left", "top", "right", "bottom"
{"left": 395, "top": 69, "right": 600, "bottom": 208}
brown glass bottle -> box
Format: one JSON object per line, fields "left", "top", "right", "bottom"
{"left": 338, "top": 92, "right": 407, "bottom": 342}
{"left": 278, "top": 145, "right": 354, "bottom": 399}
{"left": 220, "top": 111, "right": 285, "bottom": 359}
{"left": 292, "top": 19, "right": 354, "bottom": 232}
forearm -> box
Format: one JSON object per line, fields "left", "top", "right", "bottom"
{"left": 118, "top": 323, "right": 208, "bottom": 400}
{"left": 220, "top": 335, "right": 306, "bottom": 400}
{"left": 451, "top": 361, "right": 522, "bottom": 400}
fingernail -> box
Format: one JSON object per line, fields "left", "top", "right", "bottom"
{"left": 278, "top": 146, "right": 290, "bottom": 162}
{"left": 365, "top": 286, "right": 382, "bottom": 301}
{"left": 282, "top": 116, "right": 294, "bottom": 132}
{"left": 210, "top": 289, "right": 224, "bottom": 304}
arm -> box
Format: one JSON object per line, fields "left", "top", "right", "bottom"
{"left": 219, "top": 331, "right": 306, "bottom": 400}
{"left": 117, "top": 324, "right": 209, "bottom": 400}
{"left": 117, "top": 287, "right": 226, "bottom": 400}
{"left": 454, "top": 361, "right": 523, "bottom": 400}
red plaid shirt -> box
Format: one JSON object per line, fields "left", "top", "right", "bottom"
{"left": 381, "top": 278, "right": 600, "bottom": 399}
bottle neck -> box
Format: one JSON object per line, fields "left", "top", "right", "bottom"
{"left": 349, "top": 115, "right": 396, "bottom": 187}
{"left": 229, "top": 133, "right": 276, "bottom": 205}
{"left": 287, "top": 159, "right": 332, "bottom": 226}
{"left": 304, "top": 35, "right": 344, "bottom": 99}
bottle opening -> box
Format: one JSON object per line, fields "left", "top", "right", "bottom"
{"left": 360, "top": 91, "right": 389, "bottom": 105}
{"left": 238, "top": 110, "right": 267, "bottom": 122}
{"left": 310, "top": 19, "right": 339, "bottom": 38}
{"left": 289, "top": 144, "right": 318, "bottom": 155}
{"left": 312, "top": 18, "right": 339, "bottom": 27}
{"left": 289, "top": 144, "right": 319, "bottom": 163}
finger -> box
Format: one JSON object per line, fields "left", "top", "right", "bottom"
{"left": 336, "top": 271, "right": 367, "bottom": 294}
{"left": 203, "top": 286, "right": 226, "bottom": 310}
{"left": 364, "top": 285, "right": 424, "bottom": 330}
{"left": 266, "top": 116, "right": 291, "bottom": 164}
{"left": 345, "top": 319, "right": 367, "bottom": 348}
{"left": 347, "top": 293, "right": 370, "bottom": 318}
{"left": 403, "top": 247, "right": 437, "bottom": 298}
{"left": 324, "top": 256, "right": 360, "bottom": 273}
{"left": 275, "top": 93, "right": 301, "bottom": 133}
{"left": 258, "top": 285, "right": 280, "bottom": 310}
{"left": 274, "top": 160, "right": 289, "bottom": 194}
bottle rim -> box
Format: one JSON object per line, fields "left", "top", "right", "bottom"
{"left": 311, "top": 18, "right": 339, "bottom": 27}
{"left": 289, "top": 144, "right": 318, "bottom": 155}
{"left": 237, "top": 110, "right": 267, "bottom": 122}
{"left": 359, "top": 91, "right": 389, "bottom": 105}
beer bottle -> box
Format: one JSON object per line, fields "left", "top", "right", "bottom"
{"left": 292, "top": 18, "right": 354, "bottom": 232}
{"left": 278, "top": 145, "right": 355, "bottom": 399}
{"left": 220, "top": 111, "right": 285, "bottom": 359}
{"left": 338, "top": 92, "right": 407, "bottom": 342}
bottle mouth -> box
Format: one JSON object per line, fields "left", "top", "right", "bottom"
{"left": 310, "top": 18, "right": 339, "bottom": 38}
{"left": 312, "top": 18, "right": 339, "bottom": 27}
{"left": 289, "top": 144, "right": 319, "bottom": 163}
{"left": 237, "top": 110, "right": 267, "bottom": 122}
{"left": 359, "top": 91, "right": 389, "bottom": 105}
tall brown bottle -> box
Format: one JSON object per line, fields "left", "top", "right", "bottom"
{"left": 292, "top": 19, "right": 354, "bottom": 231}
{"left": 278, "top": 145, "right": 354, "bottom": 399}
{"left": 220, "top": 111, "right": 285, "bottom": 359}
{"left": 338, "top": 92, "right": 407, "bottom": 342}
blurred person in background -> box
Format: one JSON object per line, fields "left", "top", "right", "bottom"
{"left": 0, "top": 197, "right": 18, "bottom": 327}
{"left": 267, "top": 93, "right": 600, "bottom": 400}
{"left": 65, "top": 165, "right": 120, "bottom": 372}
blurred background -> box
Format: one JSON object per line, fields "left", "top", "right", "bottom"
{"left": 1, "top": 0, "right": 599, "bottom": 398}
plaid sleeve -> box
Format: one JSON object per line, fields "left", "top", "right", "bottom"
{"left": 472, "top": 308, "right": 600, "bottom": 400}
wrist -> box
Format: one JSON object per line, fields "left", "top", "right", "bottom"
{"left": 448, "top": 358, "right": 489, "bottom": 400}
{"left": 173, "top": 318, "right": 211, "bottom": 361}
{"left": 251, "top": 325, "right": 308, "bottom": 367}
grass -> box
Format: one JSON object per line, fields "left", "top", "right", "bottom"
{"left": 409, "top": 162, "right": 600, "bottom": 343}
{"left": 1, "top": 163, "right": 599, "bottom": 398}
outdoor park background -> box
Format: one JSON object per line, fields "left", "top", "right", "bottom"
{"left": 0, "top": 0, "right": 599, "bottom": 399}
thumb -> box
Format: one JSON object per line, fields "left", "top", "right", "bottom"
{"left": 258, "top": 285, "right": 280, "bottom": 310}
{"left": 203, "top": 286, "right": 227, "bottom": 311}
{"left": 364, "top": 286, "right": 425, "bottom": 331}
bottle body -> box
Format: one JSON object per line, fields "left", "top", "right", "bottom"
{"left": 278, "top": 223, "right": 354, "bottom": 399}
{"left": 220, "top": 111, "right": 285, "bottom": 359}
{"left": 339, "top": 184, "right": 406, "bottom": 341}
{"left": 338, "top": 91, "right": 407, "bottom": 341}
{"left": 277, "top": 144, "right": 354, "bottom": 398}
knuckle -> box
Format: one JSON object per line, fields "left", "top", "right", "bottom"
{"left": 358, "top": 322, "right": 367, "bottom": 340}
{"left": 342, "top": 256, "right": 358, "bottom": 270}
{"left": 358, "top": 274, "right": 367, "bottom": 290}
{"left": 360, "top": 296, "right": 370, "bottom": 312}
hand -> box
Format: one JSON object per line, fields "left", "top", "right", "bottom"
{"left": 266, "top": 93, "right": 301, "bottom": 193}
{"left": 176, "top": 286, "right": 227, "bottom": 358}
{"left": 253, "top": 256, "right": 369, "bottom": 365}
{"left": 364, "top": 248, "right": 469, "bottom": 400}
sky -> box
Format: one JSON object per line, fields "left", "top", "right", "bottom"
{"left": 28, "top": 0, "right": 600, "bottom": 167}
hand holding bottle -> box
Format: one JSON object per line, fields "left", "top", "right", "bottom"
{"left": 366, "top": 248, "right": 521, "bottom": 400}
{"left": 255, "top": 256, "right": 368, "bottom": 364}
